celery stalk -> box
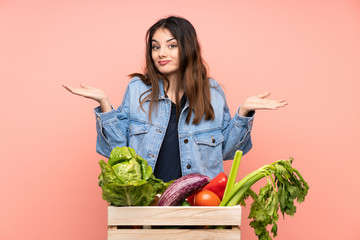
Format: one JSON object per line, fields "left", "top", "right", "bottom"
{"left": 220, "top": 166, "right": 272, "bottom": 206}
{"left": 220, "top": 163, "right": 278, "bottom": 206}
{"left": 222, "top": 150, "right": 243, "bottom": 201}
{"left": 221, "top": 173, "right": 265, "bottom": 206}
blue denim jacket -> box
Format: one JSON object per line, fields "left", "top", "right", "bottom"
{"left": 94, "top": 77, "right": 254, "bottom": 179}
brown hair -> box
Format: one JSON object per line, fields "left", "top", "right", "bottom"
{"left": 130, "top": 16, "right": 214, "bottom": 124}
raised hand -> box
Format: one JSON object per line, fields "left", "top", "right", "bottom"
{"left": 238, "top": 91, "right": 288, "bottom": 116}
{"left": 62, "top": 83, "right": 112, "bottom": 112}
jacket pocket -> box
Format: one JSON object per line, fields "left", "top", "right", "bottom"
{"left": 129, "top": 121, "right": 150, "bottom": 148}
{"left": 192, "top": 130, "right": 224, "bottom": 168}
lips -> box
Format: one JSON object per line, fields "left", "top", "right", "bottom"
{"left": 158, "top": 60, "right": 171, "bottom": 66}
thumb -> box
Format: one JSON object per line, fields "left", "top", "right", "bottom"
{"left": 257, "top": 91, "right": 271, "bottom": 98}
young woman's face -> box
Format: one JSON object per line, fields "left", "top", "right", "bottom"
{"left": 151, "top": 28, "right": 179, "bottom": 80}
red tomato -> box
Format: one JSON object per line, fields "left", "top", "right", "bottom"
{"left": 194, "top": 190, "right": 221, "bottom": 206}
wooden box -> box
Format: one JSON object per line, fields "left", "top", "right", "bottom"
{"left": 107, "top": 205, "right": 241, "bottom": 240}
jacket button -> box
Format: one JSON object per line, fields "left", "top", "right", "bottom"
{"left": 184, "top": 139, "right": 189, "bottom": 143}
{"left": 211, "top": 138, "right": 215, "bottom": 143}
{"left": 186, "top": 164, "right": 191, "bottom": 169}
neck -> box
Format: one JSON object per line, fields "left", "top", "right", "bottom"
{"left": 164, "top": 75, "right": 183, "bottom": 103}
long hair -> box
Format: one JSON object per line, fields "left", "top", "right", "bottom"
{"left": 130, "top": 16, "right": 214, "bottom": 124}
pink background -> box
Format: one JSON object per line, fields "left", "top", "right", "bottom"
{"left": 1, "top": 0, "right": 359, "bottom": 239}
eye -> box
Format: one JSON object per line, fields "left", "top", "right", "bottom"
{"left": 169, "top": 44, "right": 178, "bottom": 49}
{"left": 152, "top": 45, "right": 160, "bottom": 50}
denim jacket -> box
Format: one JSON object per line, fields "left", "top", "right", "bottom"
{"left": 94, "top": 77, "right": 254, "bottom": 179}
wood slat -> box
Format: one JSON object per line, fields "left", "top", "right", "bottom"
{"left": 108, "top": 229, "right": 241, "bottom": 240}
{"left": 108, "top": 206, "right": 241, "bottom": 226}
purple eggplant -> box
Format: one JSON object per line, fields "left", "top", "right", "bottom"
{"left": 157, "top": 173, "right": 210, "bottom": 206}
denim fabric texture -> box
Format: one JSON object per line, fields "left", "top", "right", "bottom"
{"left": 94, "top": 77, "right": 254, "bottom": 179}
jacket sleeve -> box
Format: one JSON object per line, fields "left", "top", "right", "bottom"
{"left": 94, "top": 86, "right": 130, "bottom": 158}
{"left": 221, "top": 103, "right": 254, "bottom": 160}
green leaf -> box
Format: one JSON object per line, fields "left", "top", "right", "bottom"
{"left": 112, "top": 159, "right": 143, "bottom": 183}
{"left": 238, "top": 188, "right": 251, "bottom": 206}
{"left": 102, "top": 182, "right": 155, "bottom": 206}
{"left": 98, "top": 159, "right": 123, "bottom": 185}
{"left": 108, "top": 146, "right": 133, "bottom": 166}
{"left": 271, "top": 222, "right": 278, "bottom": 237}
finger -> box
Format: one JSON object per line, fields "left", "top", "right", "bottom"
{"left": 263, "top": 100, "right": 288, "bottom": 109}
{"left": 70, "top": 89, "right": 91, "bottom": 97}
{"left": 266, "top": 99, "right": 287, "bottom": 104}
{"left": 275, "top": 100, "right": 288, "bottom": 106}
{"left": 266, "top": 105, "right": 284, "bottom": 110}
{"left": 257, "top": 91, "right": 271, "bottom": 99}
{"left": 63, "top": 85, "right": 87, "bottom": 97}
{"left": 62, "top": 84, "right": 74, "bottom": 93}
{"left": 274, "top": 102, "right": 288, "bottom": 108}
{"left": 80, "top": 83, "right": 89, "bottom": 90}
{"left": 80, "top": 83, "right": 98, "bottom": 91}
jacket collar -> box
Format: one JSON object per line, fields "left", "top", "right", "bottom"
{"left": 146, "top": 79, "right": 189, "bottom": 108}
{"left": 158, "top": 79, "right": 167, "bottom": 100}
{"left": 144, "top": 79, "right": 167, "bottom": 101}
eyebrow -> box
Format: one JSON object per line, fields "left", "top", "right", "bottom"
{"left": 151, "top": 38, "right": 177, "bottom": 43}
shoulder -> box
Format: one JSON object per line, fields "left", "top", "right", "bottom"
{"left": 122, "top": 76, "right": 152, "bottom": 101}
{"left": 128, "top": 76, "right": 146, "bottom": 86}
{"left": 127, "top": 76, "right": 151, "bottom": 90}
{"left": 209, "top": 78, "right": 226, "bottom": 100}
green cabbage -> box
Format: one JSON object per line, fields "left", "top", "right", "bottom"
{"left": 98, "top": 147, "right": 170, "bottom": 206}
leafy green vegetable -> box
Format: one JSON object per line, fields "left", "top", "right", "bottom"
{"left": 98, "top": 147, "right": 171, "bottom": 206}
{"left": 180, "top": 200, "right": 192, "bottom": 206}
{"left": 223, "top": 150, "right": 242, "bottom": 200}
{"left": 220, "top": 151, "right": 309, "bottom": 240}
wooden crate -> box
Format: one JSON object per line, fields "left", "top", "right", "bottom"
{"left": 108, "top": 205, "right": 241, "bottom": 240}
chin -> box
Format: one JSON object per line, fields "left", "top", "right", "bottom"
{"left": 158, "top": 69, "right": 176, "bottom": 77}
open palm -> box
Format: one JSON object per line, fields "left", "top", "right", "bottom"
{"left": 63, "top": 83, "right": 112, "bottom": 112}
{"left": 62, "top": 84, "right": 107, "bottom": 102}
{"left": 239, "top": 92, "right": 287, "bottom": 116}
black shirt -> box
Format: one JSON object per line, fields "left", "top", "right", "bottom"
{"left": 154, "top": 95, "right": 187, "bottom": 182}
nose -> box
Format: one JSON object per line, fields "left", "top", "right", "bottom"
{"left": 158, "top": 46, "right": 167, "bottom": 58}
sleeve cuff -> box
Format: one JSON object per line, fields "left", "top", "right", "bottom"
{"left": 234, "top": 106, "right": 254, "bottom": 128}
{"left": 94, "top": 105, "right": 116, "bottom": 122}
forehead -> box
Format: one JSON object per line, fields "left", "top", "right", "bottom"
{"left": 152, "top": 28, "right": 176, "bottom": 42}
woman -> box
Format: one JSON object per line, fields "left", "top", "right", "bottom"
{"left": 63, "top": 16, "right": 287, "bottom": 181}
